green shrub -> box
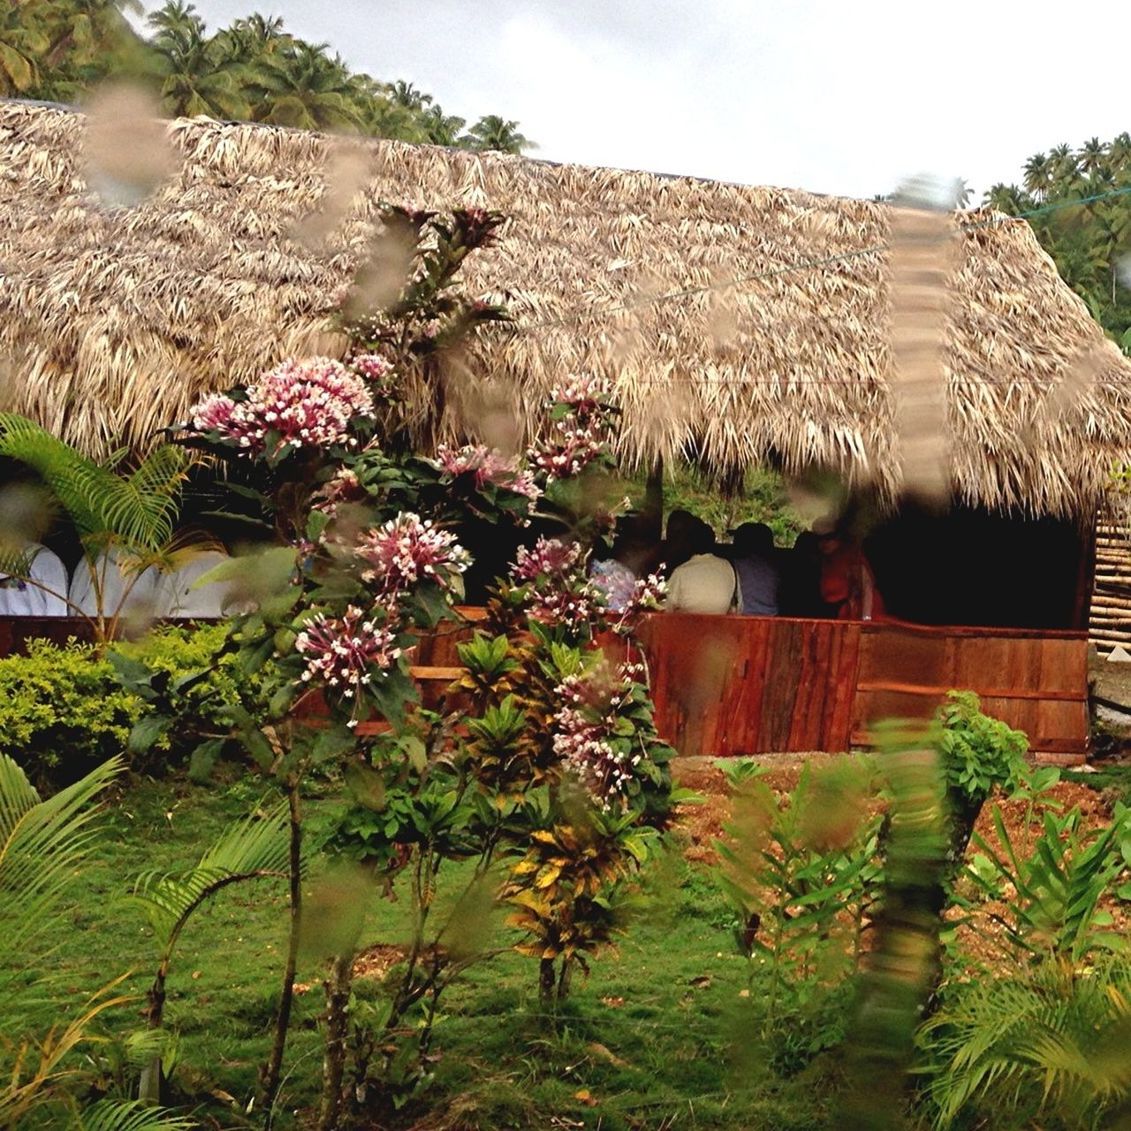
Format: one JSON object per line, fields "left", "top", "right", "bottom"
{"left": 936, "top": 690, "right": 1029, "bottom": 860}
{"left": 0, "top": 637, "right": 140, "bottom": 789}
{"left": 0, "top": 625, "right": 241, "bottom": 790}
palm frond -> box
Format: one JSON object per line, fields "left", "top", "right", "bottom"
{"left": 0, "top": 755, "right": 124, "bottom": 957}
{"left": 76, "top": 1099, "right": 197, "bottom": 1130}
{"left": 131, "top": 801, "right": 291, "bottom": 948}
{"left": 0, "top": 415, "right": 186, "bottom": 552}
{"left": 922, "top": 961, "right": 1131, "bottom": 1127}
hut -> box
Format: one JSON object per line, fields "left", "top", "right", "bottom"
{"left": 3, "top": 98, "right": 1131, "bottom": 759}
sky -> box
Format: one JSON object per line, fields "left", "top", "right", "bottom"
{"left": 151, "top": 0, "right": 1131, "bottom": 202}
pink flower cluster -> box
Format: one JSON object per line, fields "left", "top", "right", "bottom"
{"left": 296, "top": 605, "right": 401, "bottom": 706}
{"left": 608, "top": 573, "right": 668, "bottom": 636}
{"left": 510, "top": 538, "right": 603, "bottom": 631}
{"left": 349, "top": 352, "right": 398, "bottom": 399}
{"left": 528, "top": 375, "right": 615, "bottom": 481}
{"left": 355, "top": 512, "right": 470, "bottom": 594}
{"left": 552, "top": 665, "right": 645, "bottom": 809}
{"left": 190, "top": 357, "right": 374, "bottom": 456}
{"left": 435, "top": 444, "right": 541, "bottom": 501}
{"left": 313, "top": 467, "right": 364, "bottom": 516}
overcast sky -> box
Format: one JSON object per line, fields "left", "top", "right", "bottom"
{"left": 157, "top": 0, "right": 1131, "bottom": 202}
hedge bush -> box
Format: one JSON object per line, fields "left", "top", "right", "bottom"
{"left": 0, "top": 624, "right": 239, "bottom": 791}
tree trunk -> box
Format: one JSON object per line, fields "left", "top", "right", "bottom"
{"left": 259, "top": 783, "right": 303, "bottom": 1127}
{"left": 539, "top": 957, "right": 556, "bottom": 1006}
{"left": 643, "top": 455, "right": 664, "bottom": 543}
{"left": 556, "top": 957, "right": 573, "bottom": 1002}
{"left": 138, "top": 956, "right": 171, "bottom": 1104}
{"left": 317, "top": 952, "right": 355, "bottom": 1131}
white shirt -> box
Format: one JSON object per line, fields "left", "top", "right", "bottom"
{"left": 0, "top": 543, "right": 69, "bottom": 616}
{"left": 166, "top": 550, "right": 232, "bottom": 618}
{"left": 68, "top": 549, "right": 174, "bottom": 621}
{"left": 665, "top": 553, "right": 737, "bottom": 615}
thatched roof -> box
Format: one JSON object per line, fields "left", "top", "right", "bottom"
{"left": 2, "top": 98, "right": 1131, "bottom": 517}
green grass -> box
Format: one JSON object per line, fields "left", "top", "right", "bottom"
{"left": 50, "top": 773, "right": 842, "bottom": 1129}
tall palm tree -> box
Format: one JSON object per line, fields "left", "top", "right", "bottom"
{"left": 388, "top": 78, "right": 430, "bottom": 111}
{"left": 1023, "top": 152, "right": 1051, "bottom": 200}
{"left": 420, "top": 103, "right": 466, "bottom": 146}
{"left": 214, "top": 11, "right": 290, "bottom": 67}
{"left": 1048, "top": 142, "right": 1079, "bottom": 193}
{"left": 462, "top": 114, "right": 535, "bottom": 154}
{"left": 983, "top": 183, "right": 1028, "bottom": 216}
{"left": 0, "top": 0, "right": 51, "bottom": 95}
{"left": 149, "top": 2, "right": 251, "bottom": 120}
{"left": 250, "top": 41, "right": 362, "bottom": 131}
{"left": 1079, "top": 136, "right": 1108, "bottom": 177}
{"left": 950, "top": 177, "right": 972, "bottom": 209}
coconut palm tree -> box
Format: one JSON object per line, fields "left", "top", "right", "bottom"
{"left": 1079, "top": 136, "right": 1108, "bottom": 177}
{"left": 149, "top": 3, "right": 251, "bottom": 120}
{"left": 1023, "top": 152, "right": 1052, "bottom": 200}
{"left": 462, "top": 114, "right": 535, "bottom": 154}
{"left": 421, "top": 103, "right": 466, "bottom": 146}
{"left": 250, "top": 41, "right": 362, "bottom": 131}
{"left": 388, "top": 78, "right": 430, "bottom": 111}
{"left": 0, "top": 0, "right": 51, "bottom": 95}
{"left": 984, "top": 182, "right": 1028, "bottom": 215}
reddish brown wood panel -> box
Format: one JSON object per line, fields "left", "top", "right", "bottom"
{"left": 0, "top": 611, "right": 1090, "bottom": 758}
{"left": 636, "top": 614, "right": 861, "bottom": 756}
{"left": 852, "top": 622, "right": 1089, "bottom": 755}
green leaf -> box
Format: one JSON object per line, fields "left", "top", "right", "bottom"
{"left": 127, "top": 714, "right": 172, "bottom": 756}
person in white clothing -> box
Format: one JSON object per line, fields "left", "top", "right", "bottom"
{"left": 166, "top": 549, "right": 233, "bottom": 618}
{"left": 665, "top": 518, "right": 738, "bottom": 615}
{"left": 0, "top": 542, "right": 69, "bottom": 616}
{"left": 68, "top": 548, "right": 174, "bottom": 622}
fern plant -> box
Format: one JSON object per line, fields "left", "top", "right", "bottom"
{"left": 0, "top": 414, "right": 198, "bottom": 639}
{"left": 920, "top": 959, "right": 1131, "bottom": 1129}
{"left": 129, "top": 802, "right": 292, "bottom": 1103}
{"left": 0, "top": 753, "right": 192, "bottom": 1128}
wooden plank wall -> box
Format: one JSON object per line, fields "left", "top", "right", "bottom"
{"left": 637, "top": 614, "right": 862, "bottom": 755}
{"left": 852, "top": 622, "right": 1088, "bottom": 756}
{"left": 0, "top": 613, "right": 1090, "bottom": 757}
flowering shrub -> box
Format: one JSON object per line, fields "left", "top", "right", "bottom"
{"left": 354, "top": 512, "right": 470, "bottom": 596}
{"left": 434, "top": 444, "right": 541, "bottom": 502}
{"left": 190, "top": 357, "right": 374, "bottom": 460}
{"left": 528, "top": 374, "right": 616, "bottom": 481}
{"left": 296, "top": 606, "right": 401, "bottom": 703}
{"left": 553, "top": 662, "right": 651, "bottom": 810}
{"left": 509, "top": 537, "right": 604, "bottom": 638}
{"left": 176, "top": 202, "right": 678, "bottom": 1118}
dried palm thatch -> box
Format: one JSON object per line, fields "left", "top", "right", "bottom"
{"left": 2, "top": 99, "right": 1131, "bottom": 517}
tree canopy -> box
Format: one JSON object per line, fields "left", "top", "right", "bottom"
{"left": 985, "top": 135, "right": 1131, "bottom": 352}
{"left": 5, "top": 0, "right": 536, "bottom": 153}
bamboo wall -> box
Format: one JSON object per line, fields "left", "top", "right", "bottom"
{"left": 1091, "top": 505, "right": 1131, "bottom": 653}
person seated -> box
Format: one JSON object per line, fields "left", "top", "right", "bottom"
{"left": 166, "top": 548, "right": 235, "bottom": 618}
{"left": 665, "top": 517, "right": 738, "bottom": 614}
{"left": 0, "top": 541, "right": 68, "bottom": 616}
{"left": 68, "top": 547, "right": 174, "bottom": 623}
{"left": 814, "top": 519, "right": 884, "bottom": 621}
{"left": 658, "top": 509, "right": 698, "bottom": 574}
{"left": 590, "top": 516, "right": 650, "bottom": 613}
{"left": 778, "top": 530, "right": 834, "bottom": 618}
{"left": 730, "top": 522, "right": 780, "bottom": 616}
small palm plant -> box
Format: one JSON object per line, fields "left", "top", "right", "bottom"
{"left": 0, "top": 414, "right": 206, "bottom": 642}
{"left": 129, "top": 802, "right": 292, "bottom": 1103}
{"left": 0, "top": 752, "right": 190, "bottom": 1128}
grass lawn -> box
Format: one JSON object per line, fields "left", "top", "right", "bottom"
{"left": 56, "top": 771, "right": 839, "bottom": 1130}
